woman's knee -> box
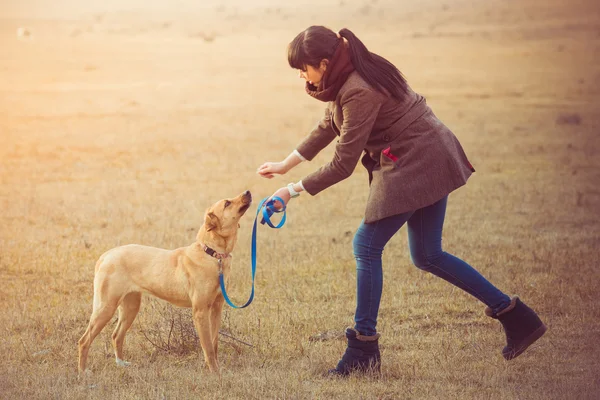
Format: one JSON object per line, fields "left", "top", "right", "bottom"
{"left": 410, "top": 250, "right": 443, "bottom": 271}
{"left": 353, "top": 231, "right": 368, "bottom": 258}
{"left": 353, "top": 230, "right": 382, "bottom": 260}
{"left": 410, "top": 252, "right": 429, "bottom": 270}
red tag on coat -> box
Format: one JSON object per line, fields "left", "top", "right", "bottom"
{"left": 382, "top": 146, "right": 399, "bottom": 162}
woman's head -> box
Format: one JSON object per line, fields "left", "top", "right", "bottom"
{"left": 288, "top": 26, "right": 340, "bottom": 87}
{"left": 288, "top": 26, "right": 409, "bottom": 100}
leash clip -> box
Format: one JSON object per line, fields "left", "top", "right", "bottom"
{"left": 218, "top": 258, "right": 223, "bottom": 275}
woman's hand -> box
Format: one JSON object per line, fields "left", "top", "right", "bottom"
{"left": 268, "top": 186, "right": 291, "bottom": 210}
{"left": 257, "top": 162, "right": 288, "bottom": 179}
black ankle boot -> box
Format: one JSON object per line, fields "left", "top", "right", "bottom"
{"left": 329, "top": 328, "right": 381, "bottom": 376}
{"left": 486, "top": 297, "right": 547, "bottom": 360}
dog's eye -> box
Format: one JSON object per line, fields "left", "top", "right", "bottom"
{"left": 224, "top": 200, "right": 231, "bottom": 208}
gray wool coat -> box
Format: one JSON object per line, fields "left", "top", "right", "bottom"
{"left": 296, "top": 71, "right": 474, "bottom": 223}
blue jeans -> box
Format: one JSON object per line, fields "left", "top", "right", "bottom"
{"left": 353, "top": 195, "right": 511, "bottom": 336}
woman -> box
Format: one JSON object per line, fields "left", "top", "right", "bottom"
{"left": 257, "top": 26, "right": 546, "bottom": 375}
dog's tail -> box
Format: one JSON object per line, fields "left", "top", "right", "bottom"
{"left": 91, "top": 255, "right": 108, "bottom": 312}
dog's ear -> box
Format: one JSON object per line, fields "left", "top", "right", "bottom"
{"left": 205, "top": 211, "right": 219, "bottom": 232}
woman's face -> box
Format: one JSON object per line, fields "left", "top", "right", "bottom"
{"left": 298, "top": 60, "right": 327, "bottom": 87}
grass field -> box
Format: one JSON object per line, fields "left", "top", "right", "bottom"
{"left": 1, "top": 0, "right": 599, "bottom": 398}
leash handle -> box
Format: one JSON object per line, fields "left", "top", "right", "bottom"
{"left": 259, "top": 196, "right": 286, "bottom": 228}
{"left": 220, "top": 196, "right": 286, "bottom": 309}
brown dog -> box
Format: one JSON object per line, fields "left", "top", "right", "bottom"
{"left": 78, "top": 190, "right": 252, "bottom": 374}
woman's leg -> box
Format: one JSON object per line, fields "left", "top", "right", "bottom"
{"left": 331, "top": 212, "right": 413, "bottom": 375}
{"left": 407, "top": 196, "right": 511, "bottom": 314}
{"left": 353, "top": 211, "right": 412, "bottom": 336}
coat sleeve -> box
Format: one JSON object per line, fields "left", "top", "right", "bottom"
{"left": 295, "top": 105, "right": 337, "bottom": 161}
{"left": 301, "top": 87, "right": 382, "bottom": 196}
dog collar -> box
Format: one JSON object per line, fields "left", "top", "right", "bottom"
{"left": 200, "top": 243, "right": 230, "bottom": 260}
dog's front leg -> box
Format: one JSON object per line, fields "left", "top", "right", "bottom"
{"left": 210, "top": 295, "right": 225, "bottom": 359}
{"left": 192, "top": 305, "right": 219, "bottom": 373}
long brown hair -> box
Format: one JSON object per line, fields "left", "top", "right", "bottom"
{"left": 288, "top": 26, "right": 408, "bottom": 100}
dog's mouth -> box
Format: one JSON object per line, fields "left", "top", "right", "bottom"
{"left": 239, "top": 203, "right": 250, "bottom": 214}
{"left": 238, "top": 191, "right": 252, "bottom": 215}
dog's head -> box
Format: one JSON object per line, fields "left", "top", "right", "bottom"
{"left": 203, "top": 190, "right": 252, "bottom": 237}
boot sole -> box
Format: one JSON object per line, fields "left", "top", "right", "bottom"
{"left": 327, "top": 366, "right": 381, "bottom": 377}
{"left": 503, "top": 323, "right": 547, "bottom": 360}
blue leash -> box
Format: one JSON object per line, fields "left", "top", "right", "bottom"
{"left": 219, "top": 196, "right": 286, "bottom": 309}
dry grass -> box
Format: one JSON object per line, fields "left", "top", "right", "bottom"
{"left": 1, "top": 0, "right": 600, "bottom": 398}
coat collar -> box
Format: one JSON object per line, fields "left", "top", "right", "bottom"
{"left": 305, "top": 39, "right": 354, "bottom": 102}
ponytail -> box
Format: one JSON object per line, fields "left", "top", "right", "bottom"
{"left": 338, "top": 28, "right": 408, "bottom": 100}
{"left": 288, "top": 26, "right": 408, "bottom": 100}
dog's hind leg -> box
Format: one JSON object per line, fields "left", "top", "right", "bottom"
{"left": 112, "top": 292, "right": 142, "bottom": 367}
{"left": 78, "top": 267, "right": 120, "bottom": 374}
{"left": 78, "top": 300, "right": 118, "bottom": 374}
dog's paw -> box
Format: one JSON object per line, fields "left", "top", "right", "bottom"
{"left": 77, "top": 369, "right": 93, "bottom": 380}
{"left": 115, "top": 358, "right": 131, "bottom": 367}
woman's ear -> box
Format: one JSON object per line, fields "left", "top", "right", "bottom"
{"left": 320, "top": 59, "right": 329, "bottom": 71}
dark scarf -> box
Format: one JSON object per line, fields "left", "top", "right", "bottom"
{"left": 306, "top": 39, "right": 355, "bottom": 102}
